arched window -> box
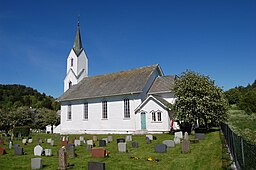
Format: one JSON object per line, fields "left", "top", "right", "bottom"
{"left": 102, "top": 101, "right": 108, "bottom": 119}
{"left": 71, "top": 58, "right": 74, "bottom": 67}
{"left": 124, "top": 99, "right": 130, "bottom": 118}
{"left": 151, "top": 111, "right": 156, "bottom": 121}
{"left": 157, "top": 111, "right": 162, "bottom": 121}
{"left": 69, "top": 81, "right": 72, "bottom": 89}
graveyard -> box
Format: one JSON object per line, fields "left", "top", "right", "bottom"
{"left": 0, "top": 130, "right": 222, "bottom": 170}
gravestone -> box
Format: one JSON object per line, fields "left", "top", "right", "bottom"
{"left": 9, "top": 141, "right": 12, "bottom": 149}
{"left": 102, "top": 138, "right": 108, "bottom": 143}
{"left": 66, "top": 144, "right": 75, "bottom": 158}
{"left": 87, "top": 140, "right": 93, "bottom": 146}
{"left": 91, "top": 148, "right": 106, "bottom": 158}
{"left": 50, "top": 140, "right": 55, "bottom": 146}
{"left": 47, "top": 138, "right": 52, "bottom": 144}
{"left": 14, "top": 144, "right": 20, "bottom": 148}
{"left": 22, "top": 138, "right": 27, "bottom": 145}
{"left": 34, "top": 144, "right": 43, "bottom": 156}
{"left": 195, "top": 133, "right": 205, "bottom": 140}
{"left": 31, "top": 158, "right": 43, "bottom": 169}
{"left": 58, "top": 148, "right": 67, "bottom": 170}
{"left": 184, "top": 132, "right": 189, "bottom": 140}
{"left": 28, "top": 139, "right": 33, "bottom": 144}
{"left": 174, "top": 137, "right": 181, "bottom": 144}
{"left": 45, "top": 149, "right": 52, "bottom": 156}
{"left": 74, "top": 140, "right": 81, "bottom": 146}
{"left": 116, "top": 138, "right": 125, "bottom": 143}
{"left": 79, "top": 136, "right": 84, "bottom": 142}
{"left": 126, "top": 135, "right": 132, "bottom": 142}
{"left": 107, "top": 136, "right": 113, "bottom": 142}
{"left": 87, "top": 144, "right": 93, "bottom": 152}
{"left": 153, "top": 136, "right": 157, "bottom": 140}
{"left": 146, "top": 137, "right": 151, "bottom": 144}
{"left": 146, "top": 135, "right": 153, "bottom": 140}
{"left": 62, "top": 136, "right": 66, "bottom": 141}
{"left": 154, "top": 144, "right": 167, "bottom": 153}
{"left": 132, "top": 142, "right": 139, "bottom": 148}
{"left": 92, "top": 136, "right": 97, "bottom": 142}
{"left": 162, "top": 140, "right": 175, "bottom": 148}
{"left": 99, "top": 140, "right": 106, "bottom": 147}
{"left": 174, "top": 131, "right": 183, "bottom": 139}
{"left": 14, "top": 146, "right": 24, "bottom": 155}
{"left": 65, "top": 136, "right": 69, "bottom": 142}
{"left": 38, "top": 138, "right": 43, "bottom": 144}
{"left": 118, "top": 142, "right": 127, "bottom": 152}
{"left": 182, "top": 140, "right": 190, "bottom": 154}
{"left": 0, "top": 147, "right": 6, "bottom": 155}
{"left": 88, "top": 161, "right": 105, "bottom": 170}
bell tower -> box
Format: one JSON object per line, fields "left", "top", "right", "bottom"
{"left": 64, "top": 21, "right": 88, "bottom": 92}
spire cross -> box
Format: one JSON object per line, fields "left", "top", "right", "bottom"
{"left": 77, "top": 14, "right": 80, "bottom": 26}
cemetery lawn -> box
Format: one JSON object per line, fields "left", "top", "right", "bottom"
{"left": 0, "top": 131, "right": 222, "bottom": 170}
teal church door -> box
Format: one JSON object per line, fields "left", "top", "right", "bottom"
{"left": 141, "top": 112, "right": 146, "bottom": 129}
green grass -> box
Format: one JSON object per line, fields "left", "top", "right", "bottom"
{"left": 0, "top": 131, "right": 223, "bottom": 170}
{"left": 227, "top": 109, "right": 256, "bottom": 143}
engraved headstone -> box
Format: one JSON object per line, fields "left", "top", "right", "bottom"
{"left": 47, "top": 138, "right": 52, "bottom": 144}
{"left": 45, "top": 149, "right": 52, "bottom": 156}
{"left": 91, "top": 148, "right": 106, "bottom": 158}
{"left": 88, "top": 161, "right": 105, "bottom": 170}
{"left": 50, "top": 140, "right": 55, "bottom": 146}
{"left": 107, "top": 136, "right": 113, "bottom": 142}
{"left": 146, "top": 135, "right": 153, "bottom": 140}
{"left": 9, "top": 141, "right": 12, "bottom": 149}
{"left": 79, "top": 136, "right": 84, "bottom": 142}
{"left": 66, "top": 144, "right": 75, "bottom": 158}
{"left": 154, "top": 144, "right": 167, "bottom": 153}
{"left": 182, "top": 140, "right": 190, "bottom": 153}
{"left": 22, "top": 138, "right": 27, "bottom": 145}
{"left": 184, "top": 132, "right": 189, "bottom": 140}
{"left": 116, "top": 138, "right": 125, "bottom": 143}
{"left": 195, "top": 133, "right": 205, "bottom": 140}
{"left": 146, "top": 137, "right": 151, "bottom": 144}
{"left": 14, "top": 146, "right": 24, "bottom": 155}
{"left": 174, "top": 131, "right": 183, "bottom": 139}
{"left": 87, "top": 140, "right": 93, "bottom": 145}
{"left": 34, "top": 144, "right": 43, "bottom": 156}
{"left": 31, "top": 158, "right": 43, "bottom": 169}
{"left": 58, "top": 148, "right": 67, "bottom": 170}
{"left": 74, "top": 139, "right": 81, "bottom": 146}
{"left": 92, "top": 136, "right": 97, "bottom": 142}
{"left": 99, "top": 140, "right": 106, "bottom": 147}
{"left": 118, "top": 142, "right": 127, "bottom": 152}
{"left": 162, "top": 140, "right": 175, "bottom": 148}
{"left": 125, "top": 135, "right": 132, "bottom": 142}
{"left": 28, "top": 139, "right": 33, "bottom": 144}
{"left": 174, "top": 137, "right": 181, "bottom": 144}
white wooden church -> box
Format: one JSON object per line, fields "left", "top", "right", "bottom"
{"left": 58, "top": 23, "right": 176, "bottom": 134}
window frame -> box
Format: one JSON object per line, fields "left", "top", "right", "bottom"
{"left": 102, "top": 101, "right": 108, "bottom": 119}
{"left": 124, "top": 99, "right": 130, "bottom": 118}
{"left": 67, "top": 104, "right": 72, "bottom": 120}
{"left": 151, "top": 111, "right": 156, "bottom": 122}
{"left": 83, "top": 102, "right": 88, "bottom": 120}
{"left": 157, "top": 111, "right": 162, "bottom": 122}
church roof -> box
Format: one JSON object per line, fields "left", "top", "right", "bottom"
{"left": 148, "top": 75, "right": 175, "bottom": 94}
{"left": 73, "top": 22, "right": 83, "bottom": 55}
{"left": 58, "top": 64, "right": 163, "bottom": 102}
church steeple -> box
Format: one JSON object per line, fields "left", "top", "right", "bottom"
{"left": 73, "top": 20, "right": 83, "bottom": 55}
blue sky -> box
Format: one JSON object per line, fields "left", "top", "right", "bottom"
{"left": 0, "top": 0, "right": 255, "bottom": 98}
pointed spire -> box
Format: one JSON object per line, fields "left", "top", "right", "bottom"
{"left": 73, "top": 17, "right": 83, "bottom": 55}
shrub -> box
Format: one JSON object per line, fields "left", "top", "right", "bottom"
{"left": 13, "top": 126, "right": 30, "bottom": 137}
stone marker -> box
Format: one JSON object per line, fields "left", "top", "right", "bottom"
{"left": 87, "top": 140, "right": 93, "bottom": 145}
{"left": 132, "top": 142, "right": 139, "bottom": 148}
{"left": 38, "top": 138, "right": 43, "bottom": 144}
{"left": 87, "top": 145, "right": 93, "bottom": 152}
{"left": 184, "top": 132, "right": 189, "bottom": 140}
{"left": 162, "top": 140, "right": 175, "bottom": 148}
{"left": 102, "top": 138, "right": 108, "bottom": 143}
{"left": 45, "top": 149, "right": 52, "bottom": 156}
{"left": 50, "top": 140, "right": 55, "bottom": 146}
{"left": 91, "top": 148, "right": 106, "bottom": 158}
{"left": 107, "top": 136, "right": 113, "bottom": 142}
{"left": 31, "top": 158, "right": 43, "bottom": 169}
{"left": 79, "top": 136, "right": 84, "bottom": 142}
{"left": 99, "top": 140, "right": 106, "bottom": 147}
{"left": 0, "top": 147, "right": 6, "bottom": 155}
{"left": 65, "top": 136, "right": 69, "bottom": 142}
{"left": 58, "top": 148, "right": 67, "bottom": 170}
{"left": 116, "top": 138, "right": 125, "bottom": 143}
{"left": 88, "top": 161, "right": 106, "bottom": 170}
{"left": 174, "top": 137, "right": 181, "bottom": 144}
{"left": 154, "top": 144, "right": 167, "bottom": 153}
{"left": 182, "top": 140, "right": 190, "bottom": 153}
{"left": 74, "top": 139, "right": 81, "bottom": 146}
{"left": 153, "top": 136, "right": 157, "bottom": 140}
{"left": 9, "top": 141, "right": 12, "bottom": 149}
{"left": 22, "top": 138, "right": 27, "bottom": 145}
{"left": 146, "top": 137, "right": 151, "bottom": 144}
{"left": 14, "top": 146, "right": 24, "bottom": 155}
{"left": 66, "top": 144, "right": 75, "bottom": 158}
{"left": 118, "top": 142, "right": 127, "bottom": 152}
{"left": 34, "top": 144, "right": 43, "bottom": 156}
{"left": 28, "top": 139, "right": 33, "bottom": 144}
{"left": 146, "top": 135, "right": 153, "bottom": 140}
{"left": 92, "top": 136, "right": 97, "bottom": 142}
{"left": 47, "top": 138, "right": 52, "bottom": 144}
{"left": 174, "top": 131, "right": 183, "bottom": 139}
{"left": 195, "top": 133, "right": 205, "bottom": 140}
{"left": 126, "top": 135, "right": 132, "bottom": 142}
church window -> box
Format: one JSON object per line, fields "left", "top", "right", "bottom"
{"left": 83, "top": 103, "right": 88, "bottom": 120}
{"left": 69, "top": 81, "right": 72, "bottom": 89}
{"left": 124, "top": 99, "right": 130, "bottom": 118}
{"left": 67, "top": 105, "right": 72, "bottom": 120}
{"left": 157, "top": 111, "right": 162, "bottom": 121}
{"left": 102, "top": 101, "right": 108, "bottom": 119}
{"left": 71, "top": 58, "right": 74, "bottom": 67}
{"left": 151, "top": 111, "right": 156, "bottom": 121}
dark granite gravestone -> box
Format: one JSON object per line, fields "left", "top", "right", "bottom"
{"left": 58, "top": 148, "right": 67, "bottom": 170}
{"left": 14, "top": 146, "right": 24, "bottom": 155}
{"left": 182, "top": 140, "right": 190, "bottom": 154}
{"left": 31, "top": 158, "right": 43, "bottom": 169}
{"left": 99, "top": 140, "right": 106, "bottom": 147}
{"left": 154, "top": 144, "right": 167, "bottom": 153}
{"left": 195, "top": 133, "right": 205, "bottom": 140}
{"left": 116, "top": 138, "right": 125, "bottom": 143}
{"left": 14, "top": 144, "right": 20, "bottom": 148}
{"left": 153, "top": 136, "right": 157, "bottom": 140}
{"left": 132, "top": 142, "right": 139, "bottom": 148}
{"left": 88, "top": 161, "right": 105, "bottom": 170}
{"left": 146, "top": 137, "right": 151, "bottom": 144}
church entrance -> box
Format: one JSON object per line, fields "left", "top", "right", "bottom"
{"left": 141, "top": 112, "right": 146, "bottom": 129}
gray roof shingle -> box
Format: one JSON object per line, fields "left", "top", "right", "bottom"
{"left": 148, "top": 75, "right": 175, "bottom": 94}
{"left": 58, "top": 64, "right": 162, "bottom": 102}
